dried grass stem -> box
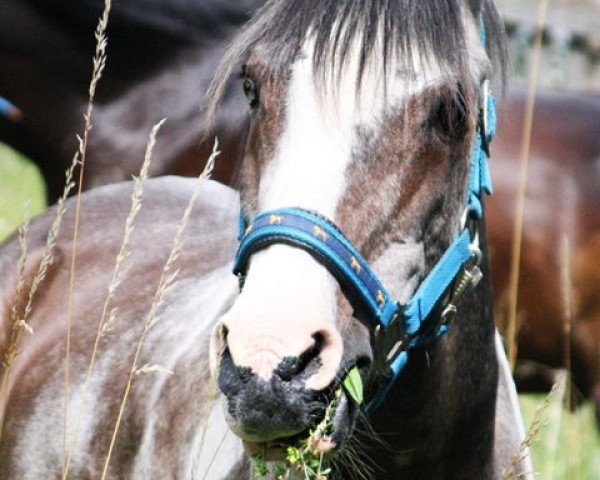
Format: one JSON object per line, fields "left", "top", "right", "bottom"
{"left": 100, "top": 140, "right": 220, "bottom": 480}
{"left": 61, "top": 119, "right": 164, "bottom": 480}
{"left": 63, "top": 0, "right": 112, "bottom": 474}
{"left": 506, "top": 0, "right": 549, "bottom": 369}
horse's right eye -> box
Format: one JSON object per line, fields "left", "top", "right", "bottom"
{"left": 243, "top": 77, "right": 259, "bottom": 109}
{"left": 429, "top": 95, "right": 468, "bottom": 143}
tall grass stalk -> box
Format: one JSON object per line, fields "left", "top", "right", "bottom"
{"left": 200, "top": 430, "right": 230, "bottom": 480}
{"left": 9, "top": 212, "right": 30, "bottom": 337}
{"left": 63, "top": 0, "right": 113, "bottom": 473}
{"left": 559, "top": 235, "right": 572, "bottom": 411}
{"left": 544, "top": 372, "right": 567, "bottom": 479}
{"left": 547, "top": 237, "right": 574, "bottom": 480}
{"left": 506, "top": 0, "right": 549, "bottom": 370}
{"left": 0, "top": 155, "right": 78, "bottom": 429}
{"left": 100, "top": 140, "right": 220, "bottom": 480}
{"left": 61, "top": 119, "right": 165, "bottom": 480}
{"left": 0, "top": 212, "right": 29, "bottom": 432}
{"left": 564, "top": 390, "right": 585, "bottom": 480}
{"left": 501, "top": 382, "right": 558, "bottom": 480}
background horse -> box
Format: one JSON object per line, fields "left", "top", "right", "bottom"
{"left": 0, "top": 0, "right": 261, "bottom": 202}
{"left": 0, "top": 1, "right": 530, "bottom": 479}
{"left": 490, "top": 89, "right": 600, "bottom": 420}
{"left": 0, "top": 178, "right": 246, "bottom": 478}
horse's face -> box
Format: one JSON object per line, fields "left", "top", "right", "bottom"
{"left": 210, "top": 4, "right": 490, "bottom": 457}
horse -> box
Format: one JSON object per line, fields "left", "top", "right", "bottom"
{"left": 0, "top": 1, "right": 532, "bottom": 478}
{"left": 3, "top": 0, "right": 598, "bottom": 431}
{"left": 489, "top": 88, "right": 600, "bottom": 420}
{"left": 0, "top": 0, "right": 261, "bottom": 202}
{"left": 0, "top": 0, "right": 600, "bottom": 416}
{"left": 3, "top": 0, "right": 600, "bottom": 421}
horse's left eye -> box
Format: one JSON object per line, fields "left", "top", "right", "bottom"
{"left": 243, "top": 77, "right": 259, "bottom": 109}
{"left": 429, "top": 95, "right": 467, "bottom": 142}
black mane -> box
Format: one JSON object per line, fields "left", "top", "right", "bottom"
{"left": 208, "top": 0, "right": 506, "bottom": 117}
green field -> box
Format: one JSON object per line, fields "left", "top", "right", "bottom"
{"left": 0, "top": 142, "right": 598, "bottom": 478}
{"left": 0, "top": 142, "right": 46, "bottom": 241}
{"left": 520, "top": 390, "right": 600, "bottom": 479}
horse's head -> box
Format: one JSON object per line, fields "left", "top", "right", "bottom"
{"left": 208, "top": 0, "right": 505, "bottom": 460}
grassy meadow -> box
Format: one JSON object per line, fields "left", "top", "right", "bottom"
{"left": 0, "top": 142, "right": 598, "bottom": 478}
{"left": 0, "top": 142, "right": 46, "bottom": 241}
{"left": 520, "top": 390, "right": 600, "bottom": 479}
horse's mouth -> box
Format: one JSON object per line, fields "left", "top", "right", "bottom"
{"left": 242, "top": 368, "right": 363, "bottom": 462}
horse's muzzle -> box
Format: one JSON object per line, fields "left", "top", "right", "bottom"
{"left": 217, "top": 346, "right": 327, "bottom": 443}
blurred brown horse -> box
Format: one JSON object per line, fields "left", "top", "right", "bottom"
{"left": 489, "top": 89, "right": 600, "bottom": 420}
{"left": 1, "top": 0, "right": 599, "bottom": 421}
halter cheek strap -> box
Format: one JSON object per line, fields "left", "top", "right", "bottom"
{"left": 234, "top": 87, "right": 496, "bottom": 410}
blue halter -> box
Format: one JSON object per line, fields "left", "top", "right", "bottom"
{"left": 234, "top": 86, "right": 496, "bottom": 410}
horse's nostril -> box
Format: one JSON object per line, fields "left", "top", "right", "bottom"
{"left": 274, "top": 333, "right": 324, "bottom": 382}
{"left": 238, "top": 366, "right": 253, "bottom": 384}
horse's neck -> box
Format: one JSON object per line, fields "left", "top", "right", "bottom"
{"left": 364, "top": 234, "right": 498, "bottom": 479}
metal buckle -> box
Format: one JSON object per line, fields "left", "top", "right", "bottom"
{"left": 373, "top": 306, "right": 408, "bottom": 378}
{"left": 439, "top": 245, "right": 483, "bottom": 327}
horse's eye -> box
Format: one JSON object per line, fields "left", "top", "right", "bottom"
{"left": 243, "top": 77, "right": 259, "bottom": 109}
{"left": 429, "top": 95, "right": 467, "bottom": 142}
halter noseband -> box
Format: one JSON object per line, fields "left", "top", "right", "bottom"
{"left": 233, "top": 22, "right": 497, "bottom": 410}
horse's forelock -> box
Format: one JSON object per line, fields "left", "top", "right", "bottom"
{"left": 206, "top": 0, "right": 507, "bottom": 127}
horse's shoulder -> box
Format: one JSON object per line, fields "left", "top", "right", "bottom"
{"left": 0, "top": 177, "right": 239, "bottom": 353}
{"left": 74, "top": 176, "right": 239, "bottom": 238}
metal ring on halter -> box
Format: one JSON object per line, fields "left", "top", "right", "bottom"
{"left": 460, "top": 206, "right": 481, "bottom": 251}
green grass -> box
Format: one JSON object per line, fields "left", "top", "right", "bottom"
{"left": 519, "top": 392, "right": 600, "bottom": 479}
{"left": 0, "top": 142, "right": 46, "bottom": 241}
